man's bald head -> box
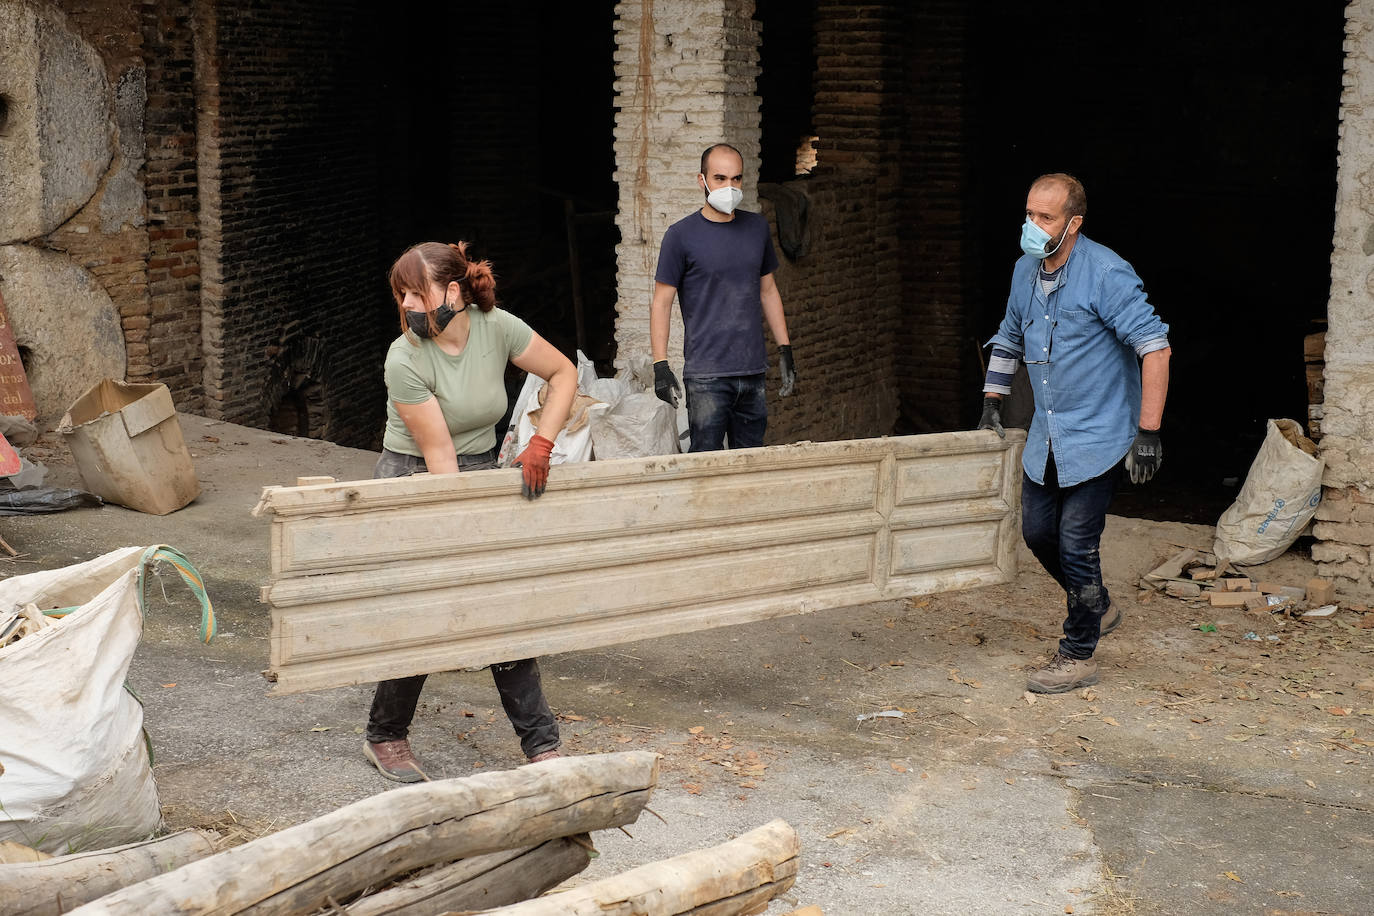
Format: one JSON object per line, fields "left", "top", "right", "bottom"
{"left": 1031, "top": 173, "right": 1087, "bottom": 220}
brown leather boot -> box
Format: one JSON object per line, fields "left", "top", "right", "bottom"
{"left": 1026, "top": 653, "right": 1099, "bottom": 694}
{"left": 526, "top": 748, "right": 562, "bottom": 764}
{"left": 1099, "top": 602, "right": 1124, "bottom": 636}
{"left": 363, "top": 739, "right": 432, "bottom": 782}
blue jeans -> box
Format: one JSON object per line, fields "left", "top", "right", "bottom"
{"left": 685, "top": 374, "right": 768, "bottom": 451}
{"left": 1022, "top": 451, "right": 1120, "bottom": 660}
{"left": 365, "top": 447, "right": 560, "bottom": 758}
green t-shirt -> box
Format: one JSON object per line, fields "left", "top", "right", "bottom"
{"left": 382, "top": 307, "right": 535, "bottom": 457}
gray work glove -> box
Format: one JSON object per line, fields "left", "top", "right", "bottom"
{"left": 778, "top": 345, "right": 796, "bottom": 397}
{"left": 1125, "top": 427, "right": 1162, "bottom": 483}
{"left": 977, "top": 396, "right": 1005, "bottom": 438}
{"left": 653, "top": 360, "right": 681, "bottom": 408}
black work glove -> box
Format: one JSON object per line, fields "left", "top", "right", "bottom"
{"left": 653, "top": 360, "right": 681, "bottom": 408}
{"left": 778, "top": 345, "right": 796, "bottom": 397}
{"left": 1125, "top": 427, "right": 1163, "bottom": 483}
{"left": 977, "top": 396, "right": 1005, "bottom": 438}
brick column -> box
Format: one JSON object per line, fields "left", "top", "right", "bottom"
{"left": 611, "top": 0, "right": 761, "bottom": 369}
{"left": 1314, "top": 0, "right": 1374, "bottom": 600}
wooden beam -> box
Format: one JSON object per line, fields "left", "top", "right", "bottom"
{"left": 342, "top": 836, "right": 590, "bottom": 916}
{"left": 0, "top": 830, "right": 218, "bottom": 916}
{"left": 480, "top": 819, "right": 798, "bottom": 915}
{"left": 68, "top": 753, "right": 657, "bottom": 916}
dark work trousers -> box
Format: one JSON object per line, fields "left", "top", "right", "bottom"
{"left": 685, "top": 373, "right": 768, "bottom": 451}
{"left": 1021, "top": 450, "right": 1121, "bottom": 661}
{"left": 364, "top": 447, "right": 560, "bottom": 759}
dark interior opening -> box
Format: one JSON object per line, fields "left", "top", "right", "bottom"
{"left": 268, "top": 379, "right": 327, "bottom": 440}
{"left": 966, "top": 3, "right": 1344, "bottom": 523}
{"left": 0, "top": 94, "right": 10, "bottom": 135}
{"left": 373, "top": 0, "right": 620, "bottom": 384}
{"left": 757, "top": 0, "right": 817, "bottom": 183}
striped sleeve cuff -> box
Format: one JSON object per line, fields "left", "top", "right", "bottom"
{"left": 1135, "top": 336, "right": 1170, "bottom": 358}
{"left": 982, "top": 347, "right": 1018, "bottom": 396}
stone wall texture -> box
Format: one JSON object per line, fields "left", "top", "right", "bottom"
{"left": 1314, "top": 0, "right": 1374, "bottom": 600}
{"left": 0, "top": 0, "right": 142, "bottom": 428}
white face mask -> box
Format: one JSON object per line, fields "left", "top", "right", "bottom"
{"left": 703, "top": 180, "right": 743, "bottom": 215}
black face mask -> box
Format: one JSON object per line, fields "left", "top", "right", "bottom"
{"left": 405, "top": 302, "right": 465, "bottom": 338}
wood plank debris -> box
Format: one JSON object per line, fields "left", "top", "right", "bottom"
{"left": 1166, "top": 581, "right": 1202, "bottom": 599}
{"left": 253, "top": 432, "right": 1026, "bottom": 695}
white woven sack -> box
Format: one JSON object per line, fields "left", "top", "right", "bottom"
{"left": 1214, "top": 419, "right": 1324, "bottom": 566}
{"left": 0, "top": 547, "right": 163, "bottom": 852}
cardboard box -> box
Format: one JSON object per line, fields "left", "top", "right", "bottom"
{"left": 59, "top": 379, "right": 200, "bottom": 515}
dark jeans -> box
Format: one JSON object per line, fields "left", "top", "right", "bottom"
{"left": 1022, "top": 451, "right": 1120, "bottom": 661}
{"left": 685, "top": 373, "right": 768, "bottom": 451}
{"left": 364, "top": 447, "right": 560, "bottom": 758}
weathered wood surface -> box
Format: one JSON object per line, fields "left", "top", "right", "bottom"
{"left": 68, "top": 753, "right": 657, "bottom": 916}
{"left": 254, "top": 431, "right": 1025, "bottom": 694}
{"left": 478, "top": 819, "right": 798, "bottom": 915}
{"left": 0, "top": 830, "right": 218, "bottom": 916}
{"left": 342, "top": 836, "right": 590, "bottom": 915}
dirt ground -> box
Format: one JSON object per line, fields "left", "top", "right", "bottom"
{"left": 3, "top": 416, "right": 1372, "bottom": 915}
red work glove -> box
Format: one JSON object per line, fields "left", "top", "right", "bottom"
{"left": 513, "top": 434, "right": 554, "bottom": 499}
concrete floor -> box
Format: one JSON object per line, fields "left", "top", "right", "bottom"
{"left": 3, "top": 414, "right": 1371, "bottom": 915}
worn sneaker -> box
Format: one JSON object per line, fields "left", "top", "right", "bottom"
{"left": 1099, "top": 602, "right": 1123, "bottom": 637}
{"left": 1026, "top": 653, "right": 1099, "bottom": 694}
{"left": 363, "top": 739, "right": 432, "bottom": 783}
{"left": 526, "top": 748, "right": 562, "bottom": 764}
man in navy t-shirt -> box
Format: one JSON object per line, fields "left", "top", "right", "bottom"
{"left": 650, "top": 143, "right": 796, "bottom": 451}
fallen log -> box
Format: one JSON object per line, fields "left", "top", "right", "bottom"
{"left": 343, "top": 835, "right": 591, "bottom": 915}
{"left": 69, "top": 752, "right": 657, "bottom": 916}
{"left": 0, "top": 829, "right": 218, "bottom": 916}
{"left": 478, "top": 819, "right": 799, "bottom": 916}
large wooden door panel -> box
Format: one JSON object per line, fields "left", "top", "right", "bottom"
{"left": 254, "top": 431, "right": 1025, "bottom": 694}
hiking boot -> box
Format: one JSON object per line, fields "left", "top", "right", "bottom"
{"left": 1099, "top": 602, "right": 1123, "bottom": 637}
{"left": 364, "top": 739, "right": 431, "bottom": 783}
{"left": 526, "top": 748, "right": 562, "bottom": 764}
{"left": 1026, "top": 653, "right": 1099, "bottom": 694}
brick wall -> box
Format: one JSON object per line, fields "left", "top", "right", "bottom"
{"left": 139, "top": 0, "right": 202, "bottom": 406}
{"left": 1313, "top": 0, "right": 1374, "bottom": 601}
{"left": 758, "top": 0, "right": 905, "bottom": 443}
{"left": 896, "top": 1, "right": 972, "bottom": 432}
{"left": 195, "top": 0, "right": 385, "bottom": 446}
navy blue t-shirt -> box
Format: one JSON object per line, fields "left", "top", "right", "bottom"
{"left": 654, "top": 209, "right": 780, "bottom": 378}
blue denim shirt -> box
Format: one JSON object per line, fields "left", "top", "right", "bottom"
{"left": 987, "top": 235, "right": 1170, "bottom": 487}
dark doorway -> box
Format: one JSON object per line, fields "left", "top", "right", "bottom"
{"left": 967, "top": 3, "right": 1344, "bottom": 523}
{"left": 372, "top": 1, "right": 620, "bottom": 386}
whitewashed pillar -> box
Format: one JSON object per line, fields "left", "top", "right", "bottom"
{"left": 611, "top": 0, "right": 761, "bottom": 370}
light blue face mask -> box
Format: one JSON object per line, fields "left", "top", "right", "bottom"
{"left": 1020, "top": 216, "right": 1074, "bottom": 260}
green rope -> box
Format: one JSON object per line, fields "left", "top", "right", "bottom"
{"left": 138, "top": 545, "right": 217, "bottom": 643}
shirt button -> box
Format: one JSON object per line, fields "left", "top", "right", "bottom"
{"left": 1041, "top": 378, "right": 1047, "bottom": 384}
{"left": 1047, "top": 409, "right": 1054, "bottom": 414}
{"left": 1044, "top": 315, "right": 1050, "bottom": 319}
{"left": 1042, "top": 347, "right": 1048, "bottom": 352}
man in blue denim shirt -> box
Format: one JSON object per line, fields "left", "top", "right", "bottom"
{"left": 979, "top": 173, "right": 1171, "bottom": 693}
{"left": 649, "top": 144, "right": 797, "bottom": 451}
